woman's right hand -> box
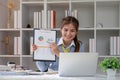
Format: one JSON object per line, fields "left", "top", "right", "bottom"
{"left": 49, "top": 42, "right": 60, "bottom": 57}
{"left": 32, "top": 44, "right": 37, "bottom": 51}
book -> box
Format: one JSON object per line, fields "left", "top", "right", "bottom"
{"left": 30, "top": 37, "right": 33, "bottom": 55}
{"left": 14, "top": 37, "right": 21, "bottom": 55}
{"left": 89, "top": 38, "right": 95, "bottom": 52}
{"left": 51, "top": 10, "right": 56, "bottom": 29}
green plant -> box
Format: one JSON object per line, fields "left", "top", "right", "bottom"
{"left": 99, "top": 57, "right": 120, "bottom": 72}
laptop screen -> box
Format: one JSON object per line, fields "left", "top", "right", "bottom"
{"left": 58, "top": 52, "right": 98, "bottom": 77}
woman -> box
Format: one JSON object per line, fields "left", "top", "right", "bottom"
{"left": 33, "top": 16, "right": 84, "bottom": 72}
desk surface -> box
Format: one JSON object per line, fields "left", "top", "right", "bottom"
{"left": 0, "top": 73, "right": 120, "bottom": 80}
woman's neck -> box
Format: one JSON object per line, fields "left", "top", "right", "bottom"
{"left": 63, "top": 40, "right": 71, "bottom": 47}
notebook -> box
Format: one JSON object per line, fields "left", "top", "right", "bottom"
{"left": 58, "top": 52, "right": 98, "bottom": 77}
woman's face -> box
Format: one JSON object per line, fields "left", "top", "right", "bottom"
{"left": 60, "top": 24, "right": 77, "bottom": 44}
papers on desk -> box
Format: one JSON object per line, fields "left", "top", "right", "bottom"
{"left": 44, "top": 71, "right": 58, "bottom": 75}
{"left": 0, "top": 71, "right": 44, "bottom": 75}
{"left": 0, "top": 70, "right": 58, "bottom": 76}
{"left": 0, "top": 65, "right": 11, "bottom": 71}
{"left": 27, "top": 71, "right": 44, "bottom": 75}
{"left": 33, "top": 29, "right": 56, "bottom": 61}
{"left": 0, "top": 71, "right": 27, "bottom": 75}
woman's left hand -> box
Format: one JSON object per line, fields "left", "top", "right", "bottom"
{"left": 49, "top": 42, "right": 60, "bottom": 57}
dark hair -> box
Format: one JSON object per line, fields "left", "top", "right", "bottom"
{"left": 60, "top": 16, "right": 80, "bottom": 52}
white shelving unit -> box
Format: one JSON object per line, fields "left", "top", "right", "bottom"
{"left": 0, "top": 0, "right": 120, "bottom": 71}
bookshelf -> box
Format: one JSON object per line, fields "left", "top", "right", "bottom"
{"left": 0, "top": 0, "right": 120, "bottom": 71}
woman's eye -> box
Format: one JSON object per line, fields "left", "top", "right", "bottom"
{"left": 64, "top": 29, "right": 68, "bottom": 32}
{"left": 71, "top": 30, "right": 76, "bottom": 32}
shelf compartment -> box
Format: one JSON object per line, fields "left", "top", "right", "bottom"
{"left": 72, "top": 2, "right": 94, "bottom": 28}
{"left": 47, "top": 2, "right": 69, "bottom": 28}
{"left": 78, "top": 30, "right": 94, "bottom": 52}
{"left": 96, "top": 30, "right": 119, "bottom": 56}
{"left": 96, "top": 1, "right": 120, "bottom": 28}
{"left": 22, "top": 30, "right": 33, "bottom": 55}
{"left": 22, "top": 3, "right": 44, "bottom": 28}
{"left": 0, "top": 57, "right": 20, "bottom": 65}
{"left": 0, "top": 31, "right": 20, "bottom": 55}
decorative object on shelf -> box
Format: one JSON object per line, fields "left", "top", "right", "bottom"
{"left": 96, "top": 23, "right": 103, "bottom": 28}
{"left": 26, "top": 24, "right": 31, "bottom": 28}
{"left": 7, "top": 0, "right": 15, "bottom": 28}
{"left": 99, "top": 57, "right": 120, "bottom": 77}
{"left": 5, "top": 35, "right": 11, "bottom": 55}
{"left": 7, "top": 61, "right": 16, "bottom": 70}
{"left": 1, "top": 35, "right": 11, "bottom": 55}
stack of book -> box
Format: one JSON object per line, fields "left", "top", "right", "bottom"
{"left": 110, "top": 36, "right": 120, "bottom": 56}
{"left": 33, "top": 10, "right": 56, "bottom": 29}
{"left": 14, "top": 10, "right": 21, "bottom": 29}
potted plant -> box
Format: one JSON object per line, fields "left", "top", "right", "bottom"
{"left": 99, "top": 57, "right": 120, "bottom": 76}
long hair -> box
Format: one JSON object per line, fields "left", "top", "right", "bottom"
{"left": 60, "top": 16, "right": 80, "bottom": 52}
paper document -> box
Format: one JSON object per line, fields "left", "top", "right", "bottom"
{"left": 33, "top": 29, "right": 56, "bottom": 61}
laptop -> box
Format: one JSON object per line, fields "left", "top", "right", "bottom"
{"left": 58, "top": 52, "right": 98, "bottom": 77}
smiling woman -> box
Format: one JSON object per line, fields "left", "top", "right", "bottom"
{"left": 60, "top": 16, "right": 80, "bottom": 52}
{"left": 33, "top": 16, "right": 84, "bottom": 72}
